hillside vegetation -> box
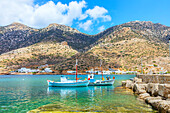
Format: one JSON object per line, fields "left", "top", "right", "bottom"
{"left": 0, "top": 21, "right": 169, "bottom": 73}
{"left": 0, "top": 42, "right": 78, "bottom": 71}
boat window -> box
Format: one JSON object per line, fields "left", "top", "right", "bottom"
{"left": 90, "top": 76, "right": 92, "bottom": 78}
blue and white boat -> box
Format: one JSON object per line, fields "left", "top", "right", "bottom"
{"left": 47, "top": 76, "right": 89, "bottom": 87}
{"left": 88, "top": 60, "right": 115, "bottom": 86}
{"left": 88, "top": 74, "right": 115, "bottom": 86}
{"left": 47, "top": 59, "right": 89, "bottom": 87}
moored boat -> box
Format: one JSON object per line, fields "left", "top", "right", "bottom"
{"left": 88, "top": 60, "right": 115, "bottom": 86}
{"left": 88, "top": 74, "right": 115, "bottom": 86}
{"left": 47, "top": 76, "right": 89, "bottom": 87}
{"left": 47, "top": 59, "right": 89, "bottom": 87}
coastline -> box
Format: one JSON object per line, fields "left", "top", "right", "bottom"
{"left": 121, "top": 74, "right": 170, "bottom": 112}
{"left": 0, "top": 72, "right": 136, "bottom": 76}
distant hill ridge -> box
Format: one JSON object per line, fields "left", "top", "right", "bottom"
{"left": 0, "top": 21, "right": 169, "bottom": 72}
{"left": 0, "top": 21, "right": 169, "bottom": 54}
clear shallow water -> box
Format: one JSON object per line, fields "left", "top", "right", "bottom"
{"left": 0, "top": 75, "right": 156, "bottom": 113}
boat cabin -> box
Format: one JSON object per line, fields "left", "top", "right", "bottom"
{"left": 88, "top": 74, "right": 95, "bottom": 82}
{"left": 60, "top": 76, "right": 68, "bottom": 82}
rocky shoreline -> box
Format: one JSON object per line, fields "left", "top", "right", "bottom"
{"left": 122, "top": 75, "right": 170, "bottom": 113}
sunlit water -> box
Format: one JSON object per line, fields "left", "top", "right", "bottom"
{"left": 0, "top": 75, "right": 157, "bottom": 113}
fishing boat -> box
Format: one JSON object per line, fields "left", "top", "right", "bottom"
{"left": 47, "top": 59, "right": 89, "bottom": 87}
{"left": 88, "top": 60, "right": 115, "bottom": 86}
{"left": 88, "top": 74, "right": 115, "bottom": 86}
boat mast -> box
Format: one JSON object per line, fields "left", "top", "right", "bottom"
{"left": 76, "top": 59, "right": 78, "bottom": 82}
{"left": 100, "top": 60, "right": 104, "bottom": 80}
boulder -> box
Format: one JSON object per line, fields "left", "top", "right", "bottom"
{"left": 149, "top": 100, "right": 162, "bottom": 110}
{"left": 133, "top": 83, "right": 147, "bottom": 94}
{"left": 151, "top": 84, "right": 159, "bottom": 97}
{"left": 122, "top": 81, "right": 126, "bottom": 87}
{"left": 145, "top": 96, "right": 162, "bottom": 104}
{"left": 133, "top": 77, "right": 142, "bottom": 83}
{"left": 137, "top": 90, "right": 146, "bottom": 94}
{"left": 158, "top": 84, "right": 170, "bottom": 99}
{"left": 157, "top": 100, "right": 170, "bottom": 113}
{"left": 147, "top": 83, "right": 155, "bottom": 93}
{"left": 138, "top": 93, "right": 150, "bottom": 99}
{"left": 125, "top": 80, "right": 134, "bottom": 89}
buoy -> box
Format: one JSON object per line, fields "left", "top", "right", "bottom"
{"left": 113, "top": 76, "right": 115, "bottom": 79}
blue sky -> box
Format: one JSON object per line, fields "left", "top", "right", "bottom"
{"left": 0, "top": 0, "right": 169, "bottom": 34}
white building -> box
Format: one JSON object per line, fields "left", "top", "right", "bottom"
{"left": 44, "top": 68, "right": 52, "bottom": 73}
{"left": 18, "top": 68, "right": 39, "bottom": 73}
{"left": 67, "top": 71, "right": 76, "bottom": 73}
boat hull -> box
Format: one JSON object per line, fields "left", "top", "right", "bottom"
{"left": 47, "top": 80, "right": 89, "bottom": 87}
{"left": 89, "top": 79, "right": 115, "bottom": 86}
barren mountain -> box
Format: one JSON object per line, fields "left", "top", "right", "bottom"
{"left": 0, "top": 21, "right": 169, "bottom": 73}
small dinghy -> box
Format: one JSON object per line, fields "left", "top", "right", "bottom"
{"left": 47, "top": 59, "right": 89, "bottom": 87}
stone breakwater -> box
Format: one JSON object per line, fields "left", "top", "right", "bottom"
{"left": 122, "top": 74, "right": 170, "bottom": 113}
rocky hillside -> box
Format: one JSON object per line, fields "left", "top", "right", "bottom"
{"left": 0, "top": 22, "right": 97, "bottom": 54}
{"left": 0, "top": 21, "right": 169, "bottom": 73}
{"left": 0, "top": 41, "right": 78, "bottom": 71}
{"left": 87, "top": 21, "right": 170, "bottom": 71}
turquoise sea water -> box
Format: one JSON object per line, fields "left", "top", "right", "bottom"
{"left": 0, "top": 75, "right": 156, "bottom": 113}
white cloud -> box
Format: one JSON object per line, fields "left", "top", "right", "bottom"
{"left": 85, "top": 6, "right": 111, "bottom": 21}
{"left": 0, "top": 0, "right": 87, "bottom": 28}
{"left": 0, "top": 0, "right": 112, "bottom": 29}
{"left": 78, "top": 20, "right": 93, "bottom": 31}
{"left": 98, "top": 25, "right": 105, "bottom": 32}
{"left": 79, "top": 14, "right": 88, "bottom": 20}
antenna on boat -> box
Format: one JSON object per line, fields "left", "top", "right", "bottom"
{"left": 100, "top": 60, "right": 104, "bottom": 81}
{"left": 76, "top": 59, "right": 78, "bottom": 82}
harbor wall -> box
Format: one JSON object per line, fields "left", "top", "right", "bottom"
{"left": 122, "top": 75, "right": 170, "bottom": 112}
{"left": 136, "top": 74, "right": 170, "bottom": 84}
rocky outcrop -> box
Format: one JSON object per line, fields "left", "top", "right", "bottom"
{"left": 158, "top": 84, "right": 170, "bottom": 99}
{"left": 147, "top": 83, "right": 159, "bottom": 96}
{"left": 122, "top": 75, "right": 170, "bottom": 113}
{"left": 157, "top": 100, "right": 170, "bottom": 113}
{"left": 133, "top": 77, "right": 142, "bottom": 83}
{"left": 145, "top": 96, "right": 162, "bottom": 104}
{"left": 133, "top": 83, "right": 147, "bottom": 94}
{"left": 122, "top": 80, "right": 134, "bottom": 89}
{"left": 139, "top": 93, "right": 150, "bottom": 99}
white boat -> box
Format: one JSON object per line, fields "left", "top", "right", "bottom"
{"left": 88, "top": 60, "right": 115, "bottom": 86}
{"left": 47, "top": 59, "right": 89, "bottom": 87}
{"left": 47, "top": 76, "right": 89, "bottom": 87}
{"left": 88, "top": 74, "right": 115, "bottom": 86}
